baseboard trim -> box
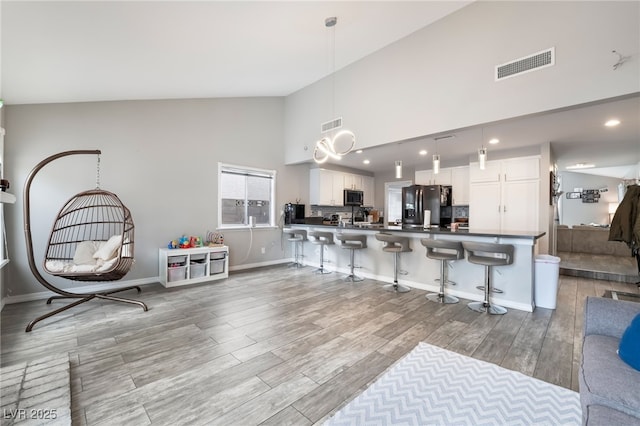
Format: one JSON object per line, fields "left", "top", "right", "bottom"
{"left": 3, "top": 277, "right": 159, "bottom": 305}
{"left": 229, "top": 258, "right": 291, "bottom": 272}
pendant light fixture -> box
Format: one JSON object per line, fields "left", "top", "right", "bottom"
{"left": 478, "top": 128, "right": 487, "bottom": 170}
{"left": 432, "top": 137, "right": 440, "bottom": 174}
{"left": 433, "top": 154, "right": 440, "bottom": 174}
{"left": 478, "top": 147, "right": 487, "bottom": 170}
{"left": 395, "top": 160, "right": 403, "bottom": 179}
{"left": 313, "top": 16, "right": 356, "bottom": 163}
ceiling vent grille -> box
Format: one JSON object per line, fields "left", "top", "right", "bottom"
{"left": 321, "top": 117, "right": 342, "bottom": 133}
{"left": 495, "top": 47, "right": 555, "bottom": 81}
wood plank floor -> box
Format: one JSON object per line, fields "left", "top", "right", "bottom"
{"left": 1, "top": 266, "right": 638, "bottom": 425}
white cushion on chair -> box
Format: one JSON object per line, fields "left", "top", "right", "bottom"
{"left": 93, "top": 235, "right": 122, "bottom": 261}
{"left": 73, "top": 241, "right": 103, "bottom": 265}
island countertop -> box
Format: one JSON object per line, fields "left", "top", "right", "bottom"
{"left": 289, "top": 223, "right": 546, "bottom": 241}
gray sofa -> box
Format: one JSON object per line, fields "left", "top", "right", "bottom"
{"left": 557, "top": 225, "right": 630, "bottom": 256}
{"left": 579, "top": 296, "right": 640, "bottom": 425}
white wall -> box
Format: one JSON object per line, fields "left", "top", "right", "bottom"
{"left": 284, "top": 1, "right": 640, "bottom": 164}
{"left": 559, "top": 172, "right": 622, "bottom": 225}
{"left": 4, "top": 98, "right": 309, "bottom": 298}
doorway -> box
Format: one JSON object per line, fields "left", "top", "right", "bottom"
{"left": 384, "top": 180, "right": 412, "bottom": 225}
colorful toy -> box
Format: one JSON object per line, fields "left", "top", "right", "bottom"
{"left": 179, "top": 235, "right": 190, "bottom": 248}
{"left": 190, "top": 236, "right": 203, "bottom": 247}
{"left": 168, "top": 240, "right": 178, "bottom": 249}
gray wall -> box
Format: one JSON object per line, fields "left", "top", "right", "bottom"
{"left": 284, "top": 1, "right": 640, "bottom": 164}
{"left": 559, "top": 172, "right": 622, "bottom": 226}
{"left": 4, "top": 98, "right": 309, "bottom": 298}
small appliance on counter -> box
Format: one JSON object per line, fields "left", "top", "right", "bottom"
{"left": 284, "top": 203, "right": 305, "bottom": 225}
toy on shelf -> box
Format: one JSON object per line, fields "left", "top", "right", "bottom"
{"left": 179, "top": 235, "right": 190, "bottom": 248}
{"left": 168, "top": 235, "right": 206, "bottom": 249}
{"left": 206, "top": 231, "right": 224, "bottom": 246}
{"left": 190, "top": 236, "right": 203, "bottom": 247}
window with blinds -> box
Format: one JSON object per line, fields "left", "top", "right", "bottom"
{"left": 218, "top": 163, "right": 276, "bottom": 228}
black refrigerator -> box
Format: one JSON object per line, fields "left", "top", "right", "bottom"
{"left": 402, "top": 185, "right": 452, "bottom": 228}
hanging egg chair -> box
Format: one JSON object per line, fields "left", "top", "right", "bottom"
{"left": 23, "top": 150, "right": 147, "bottom": 332}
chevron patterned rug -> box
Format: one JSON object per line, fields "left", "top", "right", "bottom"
{"left": 325, "top": 342, "right": 582, "bottom": 425}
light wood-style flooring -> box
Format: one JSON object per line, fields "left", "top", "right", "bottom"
{"left": 1, "top": 266, "right": 638, "bottom": 425}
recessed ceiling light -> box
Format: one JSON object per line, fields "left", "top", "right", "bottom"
{"left": 566, "top": 163, "right": 595, "bottom": 170}
{"left": 489, "top": 138, "right": 500, "bottom": 145}
{"left": 605, "top": 119, "right": 621, "bottom": 127}
{"left": 419, "top": 150, "right": 427, "bottom": 155}
{"left": 363, "top": 159, "right": 370, "bottom": 164}
{"left": 356, "top": 149, "right": 363, "bottom": 154}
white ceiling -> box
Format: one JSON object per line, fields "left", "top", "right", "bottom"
{"left": 1, "top": 1, "right": 638, "bottom": 179}
{"left": 1, "top": 0, "right": 471, "bottom": 104}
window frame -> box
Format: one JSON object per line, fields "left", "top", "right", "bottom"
{"left": 217, "top": 162, "right": 277, "bottom": 230}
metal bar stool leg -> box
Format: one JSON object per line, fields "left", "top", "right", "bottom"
{"left": 314, "top": 244, "right": 331, "bottom": 274}
{"left": 345, "top": 248, "right": 364, "bottom": 282}
{"left": 383, "top": 252, "right": 410, "bottom": 293}
{"left": 468, "top": 265, "right": 507, "bottom": 315}
{"left": 426, "top": 259, "right": 459, "bottom": 304}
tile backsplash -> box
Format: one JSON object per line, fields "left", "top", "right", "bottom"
{"left": 453, "top": 205, "right": 469, "bottom": 219}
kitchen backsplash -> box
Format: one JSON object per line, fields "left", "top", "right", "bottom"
{"left": 453, "top": 205, "right": 469, "bottom": 219}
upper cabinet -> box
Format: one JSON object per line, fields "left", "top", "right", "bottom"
{"left": 468, "top": 160, "right": 502, "bottom": 183}
{"left": 469, "top": 156, "right": 541, "bottom": 232}
{"left": 470, "top": 156, "right": 539, "bottom": 183}
{"left": 309, "top": 169, "right": 375, "bottom": 207}
{"left": 415, "top": 168, "right": 452, "bottom": 186}
{"left": 415, "top": 166, "right": 467, "bottom": 205}
{"left": 450, "top": 166, "right": 469, "bottom": 205}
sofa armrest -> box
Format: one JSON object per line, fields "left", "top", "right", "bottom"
{"left": 584, "top": 296, "right": 640, "bottom": 339}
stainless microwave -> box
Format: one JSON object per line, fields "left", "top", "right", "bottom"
{"left": 344, "top": 189, "right": 364, "bottom": 206}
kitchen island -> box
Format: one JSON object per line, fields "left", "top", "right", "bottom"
{"left": 287, "top": 224, "right": 545, "bottom": 312}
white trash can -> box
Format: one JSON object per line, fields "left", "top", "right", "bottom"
{"left": 534, "top": 254, "right": 561, "bottom": 309}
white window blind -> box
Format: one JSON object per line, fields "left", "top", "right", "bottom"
{"left": 218, "top": 163, "right": 276, "bottom": 228}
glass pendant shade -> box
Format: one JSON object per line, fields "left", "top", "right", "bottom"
{"left": 395, "top": 160, "right": 403, "bottom": 179}
{"left": 478, "top": 147, "right": 487, "bottom": 170}
{"left": 433, "top": 154, "right": 440, "bottom": 174}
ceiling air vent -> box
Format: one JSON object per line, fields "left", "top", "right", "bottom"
{"left": 321, "top": 117, "right": 342, "bottom": 133}
{"left": 495, "top": 47, "right": 555, "bottom": 81}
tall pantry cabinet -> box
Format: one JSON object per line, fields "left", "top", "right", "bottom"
{"left": 468, "top": 156, "right": 540, "bottom": 232}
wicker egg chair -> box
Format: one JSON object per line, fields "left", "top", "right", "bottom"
{"left": 23, "top": 150, "right": 148, "bottom": 332}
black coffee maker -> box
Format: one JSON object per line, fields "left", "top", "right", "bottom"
{"left": 284, "top": 203, "right": 305, "bottom": 225}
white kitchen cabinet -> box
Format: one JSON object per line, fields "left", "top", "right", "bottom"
{"left": 343, "top": 173, "right": 361, "bottom": 190}
{"left": 470, "top": 156, "right": 539, "bottom": 183}
{"left": 469, "top": 156, "right": 540, "bottom": 232}
{"left": 415, "top": 170, "right": 432, "bottom": 185}
{"left": 503, "top": 157, "right": 540, "bottom": 181}
{"left": 159, "top": 246, "right": 229, "bottom": 287}
{"left": 414, "top": 168, "right": 452, "bottom": 185}
{"left": 469, "top": 160, "right": 501, "bottom": 183}
{"left": 310, "top": 169, "right": 375, "bottom": 206}
{"left": 468, "top": 182, "right": 501, "bottom": 229}
{"left": 501, "top": 180, "right": 540, "bottom": 231}
{"left": 450, "top": 166, "right": 469, "bottom": 205}
{"left": 362, "top": 175, "right": 375, "bottom": 207}
{"left": 310, "top": 169, "right": 344, "bottom": 206}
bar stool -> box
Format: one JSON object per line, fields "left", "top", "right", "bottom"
{"left": 375, "top": 233, "right": 412, "bottom": 293}
{"left": 462, "top": 241, "right": 514, "bottom": 315}
{"left": 335, "top": 234, "right": 367, "bottom": 282}
{"left": 308, "top": 231, "right": 334, "bottom": 274}
{"left": 283, "top": 228, "right": 306, "bottom": 268}
{"left": 420, "top": 239, "right": 463, "bottom": 304}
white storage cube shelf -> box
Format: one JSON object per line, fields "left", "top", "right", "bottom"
{"left": 159, "top": 246, "right": 229, "bottom": 287}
